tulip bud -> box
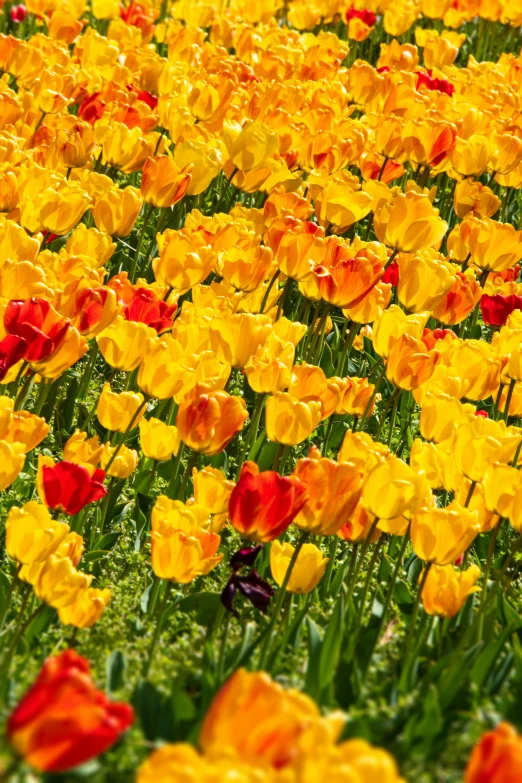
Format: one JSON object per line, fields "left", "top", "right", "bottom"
{"left": 270, "top": 540, "right": 328, "bottom": 593}
{"left": 266, "top": 392, "right": 321, "bottom": 445}
{"left": 97, "top": 383, "right": 145, "bottom": 433}
{"left": 421, "top": 563, "right": 481, "bottom": 617}
{"left": 141, "top": 155, "right": 192, "bottom": 208}
{"left": 373, "top": 191, "right": 447, "bottom": 253}
{"left": 97, "top": 315, "right": 155, "bottom": 371}
{"left": 92, "top": 186, "right": 143, "bottom": 237}
{"left": 177, "top": 388, "right": 248, "bottom": 455}
{"left": 0, "top": 440, "right": 26, "bottom": 490}
{"left": 58, "top": 587, "right": 111, "bottom": 628}
{"left": 139, "top": 417, "right": 180, "bottom": 460}
{"left": 6, "top": 501, "right": 70, "bottom": 564}
{"left": 411, "top": 501, "right": 481, "bottom": 564}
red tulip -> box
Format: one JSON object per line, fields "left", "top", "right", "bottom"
{"left": 416, "top": 70, "right": 455, "bottom": 97}
{"left": 0, "top": 334, "right": 27, "bottom": 381}
{"left": 382, "top": 261, "right": 399, "bottom": 286}
{"left": 7, "top": 650, "right": 133, "bottom": 773}
{"left": 229, "top": 462, "right": 308, "bottom": 543}
{"left": 41, "top": 461, "right": 107, "bottom": 515}
{"left": 5, "top": 298, "right": 69, "bottom": 363}
{"left": 465, "top": 722, "right": 522, "bottom": 783}
{"left": 345, "top": 6, "right": 376, "bottom": 26}
{"left": 124, "top": 288, "right": 177, "bottom": 333}
{"left": 10, "top": 4, "right": 27, "bottom": 22}
{"left": 78, "top": 93, "right": 105, "bottom": 124}
{"left": 480, "top": 294, "right": 522, "bottom": 326}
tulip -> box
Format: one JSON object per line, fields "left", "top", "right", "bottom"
{"left": 244, "top": 334, "right": 294, "bottom": 394}
{"left": 372, "top": 305, "right": 429, "bottom": 359}
{"left": 431, "top": 270, "right": 482, "bottom": 325}
{"left": 151, "top": 526, "right": 222, "bottom": 583}
{"left": 440, "top": 339, "right": 501, "bottom": 400}
{"left": 32, "top": 326, "right": 88, "bottom": 380}
{"left": 397, "top": 250, "right": 455, "bottom": 313}
{"left": 3, "top": 410, "right": 49, "bottom": 453}
{"left": 421, "top": 563, "right": 481, "bottom": 617}
{"left": 489, "top": 133, "right": 522, "bottom": 176}
{"left": 266, "top": 392, "right": 322, "bottom": 445}
{"left": 229, "top": 461, "right": 308, "bottom": 543}
{"left": 199, "top": 669, "right": 343, "bottom": 770}
{"left": 38, "top": 458, "right": 107, "bottom": 515}
{"left": 453, "top": 178, "right": 500, "bottom": 219}
{"left": 6, "top": 501, "right": 70, "bottom": 564}
{"left": 100, "top": 443, "right": 138, "bottom": 479}
{"left": 483, "top": 463, "right": 522, "bottom": 517}
{"left": 419, "top": 391, "right": 475, "bottom": 442}
{"left": 141, "top": 155, "right": 192, "bottom": 208}
{"left": 453, "top": 417, "right": 522, "bottom": 482}
{"left": 0, "top": 440, "right": 26, "bottom": 490}
{"left": 447, "top": 135, "right": 493, "bottom": 177}
{"left": 7, "top": 650, "right": 134, "bottom": 773}
{"left": 153, "top": 229, "right": 216, "bottom": 293}
{"left": 124, "top": 288, "right": 177, "bottom": 333}
{"left": 66, "top": 224, "right": 116, "bottom": 265}
{"left": 362, "top": 455, "right": 429, "bottom": 520}
{"left": 270, "top": 540, "right": 328, "bottom": 593}
{"left": 92, "top": 186, "right": 143, "bottom": 237}
{"left": 58, "top": 587, "right": 111, "bottom": 628}
{"left": 386, "top": 333, "right": 439, "bottom": 391}
{"left": 217, "top": 244, "right": 274, "bottom": 293}
{"left": 224, "top": 121, "right": 279, "bottom": 172}
{"left": 4, "top": 297, "right": 69, "bottom": 363}
{"left": 63, "top": 430, "right": 104, "bottom": 468}
{"left": 310, "top": 170, "right": 373, "bottom": 233}
{"left": 288, "top": 363, "right": 344, "bottom": 420}
{"left": 97, "top": 383, "right": 146, "bottom": 433}
{"left": 177, "top": 388, "right": 248, "bottom": 455}
{"left": 292, "top": 447, "right": 363, "bottom": 535}
{"left": 373, "top": 190, "right": 447, "bottom": 253}
{"left": 97, "top": 315, "right": 155, "bottom": 371}
{"left": 275, "top": 222, "right": 326, "bottom": 282}
{"left": 0, "top": 395, "right": 13, "bottom": 437}
{"left": 34, "top": 554, "right": 92, "bottom": 609}
{"left": 151, "top": 496, "right": 210, "bottom": 535}
{"left": 209, "top": 313, "right": 272, "bottom": 369}
{"left": 481, "top": 294, "right": 522, "bottom": 327}
{"left": 314, "top": 249, "right": 384, "bottom": 310}
{"left": 411, "top": 501, "right": 481, "bottom": 564}
{"left": 337, "top": 499, "right": 381, "bottom": 543}
{"left": 337, "top": 429, "right": 389, "bottom": 469}
{"left": 192, "top": 466, "right": 235, "bottom": 517}
{"left": 174, "top": 138, "right": 222, "bottom": 196}
{"left": 139, "top": 417, "right": 180, "bottom": 461}
{"left": 137, "top": 744, "right": 273, "bottom": 782}
{"left": 337, "top": 376, "right": 377, "bottom": 417}
{"left": 343, "top": 281, "right": 392, "bottom": 324}
{"left": 467, "top": 216, "right": 522, "bottom": 273}
{"left": 465, "top": 722, "right": 522, "bottom": 783}
{"left": 68, "top": 287, "right": 120, "bottom": 337}
{"left": 402, "top": 118, "right": 456, "bottom": 169}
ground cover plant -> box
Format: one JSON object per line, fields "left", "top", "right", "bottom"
{"left": 1, "top": 0, "right": 522, "bottom": 780}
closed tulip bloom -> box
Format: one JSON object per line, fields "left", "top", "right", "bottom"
{"left": 411, "top": 501, "right": 481, "bottom": 564}
{"left": 92, "top": 186, "right": 143, "bottom": 237}
{"left": 67, "top": 287, "right": 119, "bottom": 338}
{"left": 153, "top": 229, "right": 216, "bottom": 293}
{"left": 217, "top": 244, "right": 274, "bottom": 293}
{"left": 373, "top": 191, "right": 447, "bottom": 253}
{"left": 373, "top": 305, "right": 429, "bottom": 359}
{"left": 363, "top": 455, "right": 429, "bottom": 520}
{"left": 386, "top": 333, "right": 439, "bottom": 391}
{"left": 18, "top": 531, "right": 85, "bottom": 589}
{"left": 465, "top": 722, "right": 522, "bottom": 783}
{"left": 3, "top": 409, "right": 49, "bottom": 452}
{"left": 244, "top": 334, "right": 294, "bottom": 394}
{"left": 151, "top": 525, "right": 222, "bottom": 583}
{"left": 343, "top": 281, "right": 392, "bottom": 324}
{"left": 431, "top": 270, "right": 482, "bottom": 325}
{"left": 229, "top": 461, "right": 308, "bottom": 543}
{"left": 0, "top": 440, "right": 26, "bottom": 490}
{"left": 270, "top": 540, "right": 328, "bottom": 593}
{"left": 101, "top": 122, "right": 154, "bottom": 172}
{"left": 38, "top": 458, "right": 107, "bottom": 515}
{"left": 420, "top": 391, "right": 475, "bottom": 442}
{"left": 97, "top": 383, "right": 145, "bottom": 433}
{"left": 225, "top": 121, "right": 279, "bottom": 172}
{"left": 177, "top": 388, "right": 248, "bottom": 455}
{"left": 0, "top": 395, "right": 13, "bottom": 437}
{"left": 58, "top": 587, "right": 111, "bottom": 629}
{"left": 440, "top": 339, "right": 501, "bottom": 400}
{"left": 139, "top": 417, "right": 180, "bottom": 460}
{"left": 100, "top": 443, "right": 138, "bottom": 479}
{"left": 209, "top": 313, "right": 272, "bottom": 369}
{"left": 32, "top": 326, "right": 88, "bottom": 380}
{"left": 337, "top": 499, "right": 380, "bottom": 543}
{"left": 421, "top": 563, "right": 481, "bottom": 618}
{"left": 141, "top": 155, "right": 192, "bottom": 208}
{"left": 288, "top": 363, "right": 345, "bottom": 421}
{"left": 293, "top": 447, "right": 363, "bottom": 535}
{"left": 200, "top": 669, "right": 343, "bottom": 770}
{"left": 397, "top": 250, "right": 455, "bottom": 313}
{"left": 151, "top": 496, "right": 210, "bottom": 536}
{"left": 409, "top": 439, "right": 448, "bottom": 490}
{"left": 447, "top": 134, "right": 493, "bottom": 177}
{"left": 310, "top": 170, "right": 373, "bottom": 233}
{"left": 454, "top": 418, "right": 522, "bottom": 482}
{"left": 489, "top": 133, "right": 522, "bottom": 175}
{"left": 174, "top": 138, "right": 222, "bottom": 196}
{"left": 6, "top": 501, "right": 70, "bottom": 564}
{"left": 454, "top": 178, "right": 500, "bottom": 220}
{"left": 34, "top": 554, "right": 92, "bottom": 609}
{"left": 337, "top": 429, "right": 389, "bottom": 469}
{"left": 275, "top": 223, "right": 326, "bottom": 282}
{"left": 483, "top": 463, "right": 521, "bottom": 517}
{"left": 6, "top": 650, "right": 134, "bottom": 773}
{"left": 266, "top": 392, "right": 321, "bottom": 445}
{"left": 467, "top": 216, "right": 522, "bottom": 273}
{"left": 5, "top": 297, "right": 69, "bottom": 363}
{"left": 97, "top": 315, "right": 155, "bottom": 371}
{"left": 192, "top": 466, "right": 235, "bottom": 516}
{"left": 337, "top": 376, "right": 377, "bottom": 417}
{"left": 63, "top": 430, "right": 104, "bottom": 468}
{"left": 402, "top": 118, "right": 456, "bottom": 169}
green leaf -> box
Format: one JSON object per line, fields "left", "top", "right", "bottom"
{"left": 106, "top": 650, "right": 126, "bottom": 695}
{"left": 257, "top": 440, "right": 279, "bottom": 471}
{"left": 319, "top": 594, "right": 345, "bottom": 691}
{"left": 82, "top": 550, "right": 109, "bottom": 563}
{"left": 471, "top": 622, "right": 522, "bottom": 689}
{"left": 178, "top": 591, "right": 222, "bottom": 626}
{"left": 304, "top": 617, "right": 323, "bottom": 699}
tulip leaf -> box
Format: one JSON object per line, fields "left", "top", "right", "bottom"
{"left": 257, "top": 440, "right": 279, "bottom": 471}
{"left": 318, "top": 594, "right": 345, "bottom": 691}
{"left": 106, "top": 650, "right": 126, "bottom": 695}
{"left": 83, "top": 549, "right": 109, "bottom": 563}
{"left": 471, "top": 622, "right": 522, "bottom": 689}
{"left": 304, "top": 616, "right": 323, "bottom": 699}
{"left": 178, "top": 591, "right": 222, "bottom": 626}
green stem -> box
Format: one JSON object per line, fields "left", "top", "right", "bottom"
{"left": 260, "top": 270, "right": 281, "bottom": 314}
{"left": 129, "top": 202, "right": 155, "bottom": 284}
{"left": 142, "top": 581, "right": 172, "bottom": 678}
{"left": 336, "top": 320, "right": 360, "bottom": 375}
{"left": 504, "top": 378, "right": 517, "bottom": 423}
{"left": 103, "top": 399, "right": 148, "bottom": 473}
{"left": 400, "top": 561, "right": 432, "bottom": 689}
{"left": 320, "top": 536, "right": 339, "bottom": 600}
